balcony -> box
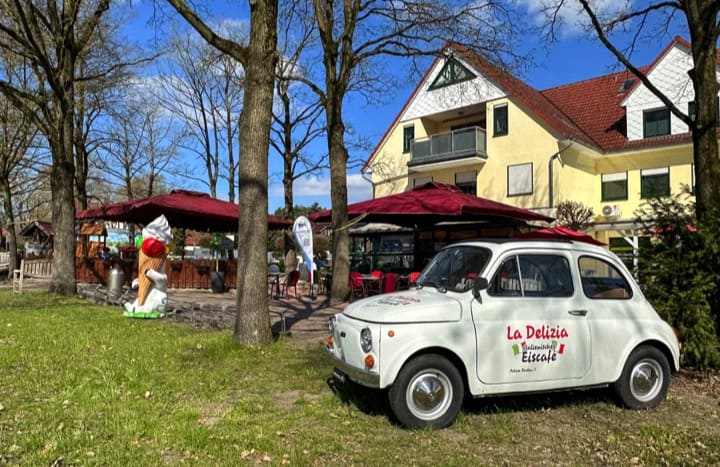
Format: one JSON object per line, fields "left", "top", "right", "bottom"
{"left": 408, "top": 127, "right": 487, "bottom": 170}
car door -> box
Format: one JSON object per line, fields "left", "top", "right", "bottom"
{"left": 472, "top": 250, "right": 592, "bottom": 386}
{"left": 575, "top": 253, "right": 640, "bottom": 381}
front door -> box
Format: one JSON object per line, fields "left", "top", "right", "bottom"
{"left": 472, "top": 252, "right": 591, "bottom": 386}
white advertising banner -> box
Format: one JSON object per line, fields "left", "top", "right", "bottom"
{"left": 292, "top": 216, "right": 314, "bottom": 285}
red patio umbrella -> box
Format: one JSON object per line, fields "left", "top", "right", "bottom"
{"left": 309, "top": 182, "right": 553, "bottom": 226}
{"left": 516, "top": 226, "right": 606, "bottom": 245}
{"left": 77, "top": 190, "right": 292, "bottom": 232}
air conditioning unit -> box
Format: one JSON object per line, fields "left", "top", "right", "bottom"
{"left": 601, "top": 204, "right": 621, "bottom": 219}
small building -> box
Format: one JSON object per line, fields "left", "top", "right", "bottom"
{"left": 19, "top": 220, "right": 54, "bottom": 258}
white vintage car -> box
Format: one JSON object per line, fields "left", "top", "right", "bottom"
{"left": 326, "top": 239, "right": 681, "bottom": 429}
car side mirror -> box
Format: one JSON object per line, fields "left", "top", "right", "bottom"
{"left": 472, "top": 277, "right": 488, "bottom": 301}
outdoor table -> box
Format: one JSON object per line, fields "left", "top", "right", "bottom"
{"left": 361, "top": 274, "right": 382, "bottom": 295}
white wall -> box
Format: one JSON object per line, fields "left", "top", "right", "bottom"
{"left": 400, "top": 55, "right": 506, "bottom": 121}
{"left": 624, "top": 44, "right": 719, "bottom": 141}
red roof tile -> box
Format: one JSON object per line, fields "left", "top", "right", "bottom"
{"left": 541, "top": 68, "right": 650, "bottom": 151}
{"left": 451, "top": 42, "right": 598, "bottom": 149}
{"left": 364, "top": 36, "right": 716, "bottom": 169}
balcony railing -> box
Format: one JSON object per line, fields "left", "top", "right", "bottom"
{"left": 409, "top": 127, "right": 487, "bottom": 167}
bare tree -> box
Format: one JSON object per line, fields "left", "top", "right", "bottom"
{"left": 0, "top": 60, "right": 37, "bottom": 271}
{"left": 95, "top": 97, "right": 181, "bottom": 200}
{"left": 294, "top": 0, "right": 525, "bottom": 300}
{"left": 73, "top": 7, "right": 150, "bottom": 210}
{"left": 0, "top": 1, "right": 155, "bottom": 293}
{"left": 272, "top": 4, "right": 328, "bottom": 267}
{"left": 212, "top": 39, "right": 245, "bottom": 202}
{"left": 158, "top": 26, "right": 244, "bottom": 199}
{"left": 536, "top": 0, "right": 719, "bottom": 220}
{"left": 0, "top": 0, "right": 115, "bottom": 294}
{"left": 165, "top": 0, "right": 279, "bottom": 345}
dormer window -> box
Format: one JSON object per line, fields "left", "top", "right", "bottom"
{"left": 619, "top": 79, "right": 635, "bottom": 93}
{"left": 643, "top": 108, "right": 670, "bottom": 138}
{"left": 429, "top": 57, "right": 475, "bottom": 90}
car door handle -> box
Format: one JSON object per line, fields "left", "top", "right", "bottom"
{"left": 568, "top": 309, "right": 588, "bottom": 316}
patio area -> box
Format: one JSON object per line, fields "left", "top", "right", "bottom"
{"left": 76, "top": 283, "right": 343, "bottom": 346}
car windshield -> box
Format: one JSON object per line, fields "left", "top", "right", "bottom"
{"left": 417, "top": 245, "right": 491, "bottom": 292}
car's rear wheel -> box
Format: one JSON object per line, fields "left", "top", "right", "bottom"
{"left": 388, "top": 354, "right": 463, "bottom": 429}
{"left": 613, "top": 345, "right": 670, "bottom": 409}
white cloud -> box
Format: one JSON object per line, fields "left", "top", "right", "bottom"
{"left": 269, "top": 173, "right": 373, "bottom": 209}
{"left": 517, "top": 0, "right": 632, "bottom": 37}
{"left": 293, "top": 175, "right": 331, "bottom": 196}
{"left": 290, "top": 173, "right": 372, "bottom": 200}
{"left": 347, "top": 173, "right": 373, "bottom": 202}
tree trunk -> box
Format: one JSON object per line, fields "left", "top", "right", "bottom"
{"left": 2, "top": 179, "right": 18, "bottom": 272}
{"left": 327, "top": 95, "right": 350, "bottom": 301}
{"left": 283, "top": 146, "right": 295, "bottom": 265}
{"left": 49, "top": 103, "right": 78, "bottom": 295}
{"left": 233, "top": 0, "right": 278, "bottom": 345}
{"left": 685, "top": 1, "right": 720, "bottom": 219}
{"left": 226, "top": 102, "right": 236, "bottom": 203}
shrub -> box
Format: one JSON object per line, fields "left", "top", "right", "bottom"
{"left": 636, "top": 192, "right": 720, "bottom": 369}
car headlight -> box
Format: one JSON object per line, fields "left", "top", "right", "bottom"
{"left": 360, "top": 327, "right": 372, "bottom": 353}
{"left": 329, "top": 316, "right": 336, "bottom": 333}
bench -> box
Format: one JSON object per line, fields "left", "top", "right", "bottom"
{"left": 13, "top": 259, "right": 53, "bottom": 293}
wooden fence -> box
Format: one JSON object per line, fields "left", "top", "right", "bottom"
{"left": 75, "top": 258, "right": 237, "bottom": 290}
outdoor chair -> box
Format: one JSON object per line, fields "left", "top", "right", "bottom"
{"left": 367, "top": 270, "right": 384, "bottom": 295}
{"left": 408, "top": 271, "right": 421, "bottom": 285}
{"left": 280, "top": 270, "right": 301, "bottom": 299}
{"left": 383, "top": 272, "right": 398, "bottom": 293}
{"left": 267, "top": 263, "right": 281, "bottom": 296}
{"left": 349, "top": 272, "right": 366, "bottom": 301}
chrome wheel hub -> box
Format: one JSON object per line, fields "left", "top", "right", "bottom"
{"left": 406, "top": 369, "right": 452, "bottom": 420}
{"left": 630, "top": 358, "right": 663, "bottom": 402}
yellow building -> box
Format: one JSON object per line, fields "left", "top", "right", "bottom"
{"left": 364, "top": 37, "right": 716, "bottom": 258}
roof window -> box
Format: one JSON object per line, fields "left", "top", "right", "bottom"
{"left": 429, "top": 57, "right": 475, "bottom": 90}
{"left": 619, "top": 79, "right": 635, "bottom": 93}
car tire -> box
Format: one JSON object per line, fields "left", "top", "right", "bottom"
{"left": 388, "top": 354, "right": 464, "bottom": 429}
{"left": 613, "top": 345, "right": 670, "bottom": 409}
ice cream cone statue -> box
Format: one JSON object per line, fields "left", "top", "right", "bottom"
{"left": 124, "top": 215, "right": 172, "bottom": 317}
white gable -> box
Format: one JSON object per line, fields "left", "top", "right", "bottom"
{"left": 623, "top": 43, "right": 719, "bottom": 141}
{"left": 400, "top": 54, "right": 506, "bottom": 122}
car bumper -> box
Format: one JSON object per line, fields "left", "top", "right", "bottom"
{"left": 326, "top": 345, "right": 380, "bottom": 388}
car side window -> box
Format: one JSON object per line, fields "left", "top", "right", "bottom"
{"left": 488, "top": 254, "right": 573, "bottom": 297}
{"left": 520, "top": 255, "right": 574, "bottom": 297}
{"left": 488, "top": 257, "right": 521, "bottom": 296}
{"left": 579, "top": 256, "right": 633, "bottom": 299}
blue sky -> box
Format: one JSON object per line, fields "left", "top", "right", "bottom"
{"left": 126, "top": 1, "right": 687, "bottom": 213}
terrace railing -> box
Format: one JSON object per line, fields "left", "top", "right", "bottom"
{"left": 409, "top": 126, "right": 487, "bottom": 167}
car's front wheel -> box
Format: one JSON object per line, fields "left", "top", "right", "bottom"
{"left": 388, "top": 354, "right": 464, "bottom": 429}
{"left": 613, "top": 345, "right": 670, "bottom": 409}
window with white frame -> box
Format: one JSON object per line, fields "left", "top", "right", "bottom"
{"left": 643, "top": 108, "right": 670, "bottom": 138}
{"left": 494, "top": 104, "right": 508, "bottom": 137}
{"left": 507, "top": 163, "right": 532, "bottom": 196}
{"left": 601, "top": 172, "right": 628, "bottom": 201}
{"left": 403, "top": 125, "right": 414, "bottom": 154}
{"left": 455, "top": 171, "right": 477, "bottom": 195}
{"left": 640, "top": 167, "right": 670, "bottom": 198}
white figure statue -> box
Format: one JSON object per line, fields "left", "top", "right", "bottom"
{"left": 124, "top": 215, "right": 172, "bottom": 316}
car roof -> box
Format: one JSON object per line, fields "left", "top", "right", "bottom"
{"left": 448, "top": 237, "right": 609, "bottom": 253}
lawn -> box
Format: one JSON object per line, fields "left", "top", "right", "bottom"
{"left": 1, "top": 291, "right": 719, "bottom": 465}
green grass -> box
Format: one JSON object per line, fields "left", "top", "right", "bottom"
{"left": 1, "top": 291, "right": 719, "bottom": 465}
